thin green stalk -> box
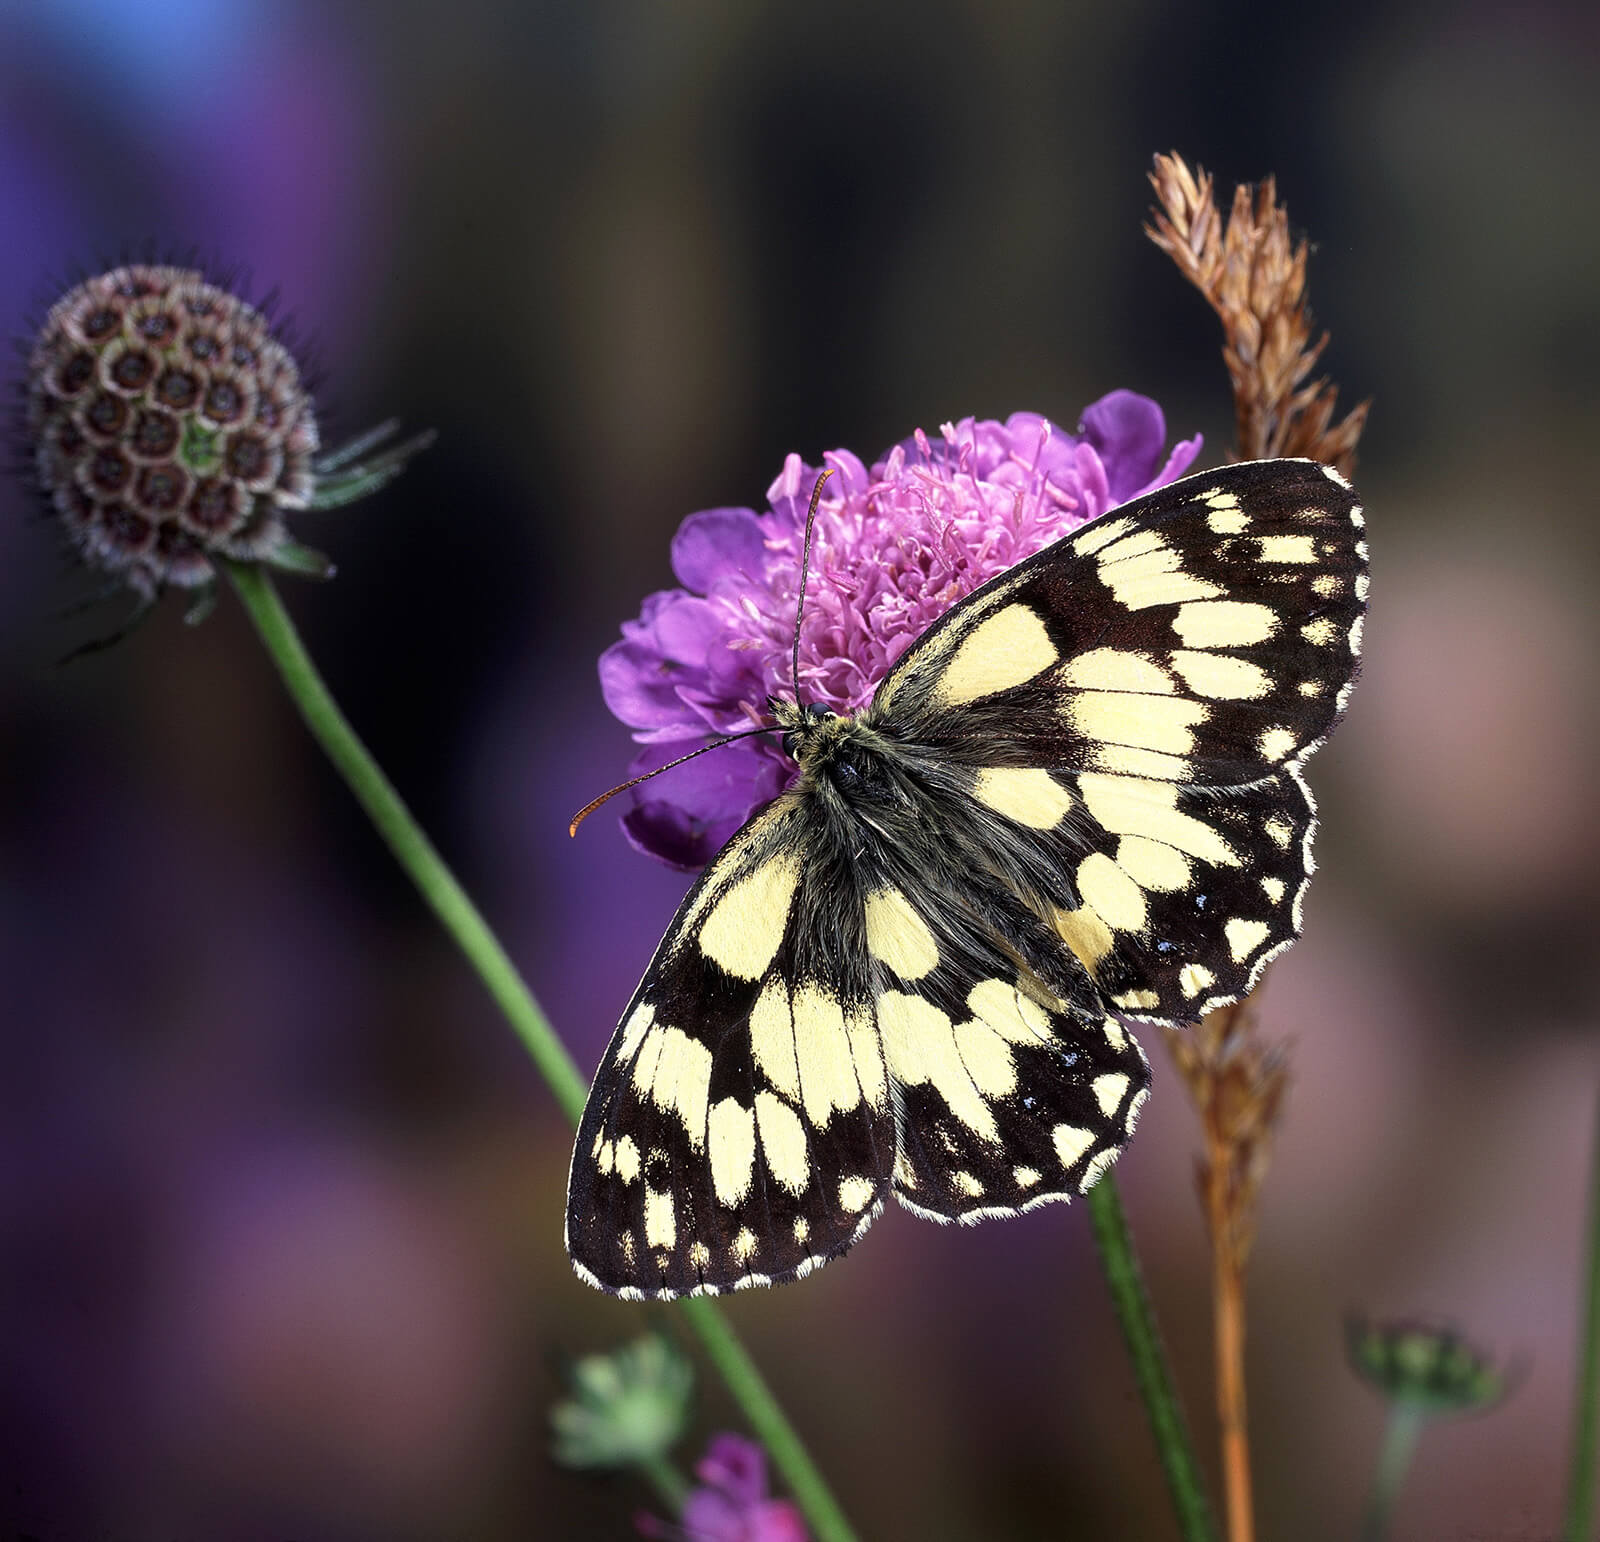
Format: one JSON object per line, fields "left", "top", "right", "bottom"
{"left": 1567, "top": 1089, "right": 1600, "bottom": 1542}
{"left": 1087, "top": 1177, "right": 1219, "bottom": 1542}
{"left": 1361, "top": 1403, "right": 1425, "bottom": 1542}
{"left": 638, "top": 1451, "right": 691, "bottom": 1513}
{"left": 225, "top": 563, "right": 857, "bottom": 1542}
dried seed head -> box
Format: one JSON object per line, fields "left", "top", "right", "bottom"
{"left": 27, "top": 265, "right": 320, "bottom": 601}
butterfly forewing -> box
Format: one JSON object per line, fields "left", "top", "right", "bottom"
{"left": 868, "top": 457, "right": 1366, "bottom": 1022}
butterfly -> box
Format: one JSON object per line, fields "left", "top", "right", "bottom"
{"left": 566, "top": 457, "right": 1366, "bottom": 1299}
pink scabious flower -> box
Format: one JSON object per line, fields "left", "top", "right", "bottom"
{"left": 602, "top": 390, "right": 1201, "bottom": 869}
{"left": 636, "top": 1433, "right": 808, "bottom": 1542}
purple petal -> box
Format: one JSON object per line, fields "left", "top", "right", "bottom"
{"left": 672, "top": 507, "right": 770, "bottom": 592}
{"left": 748, "top": 1501, "right": 810, "bottom": 1542}
{"left": 1130, "top": 431, "right": 1204, "bottom": 499}
{"left": 1077, "top": 389, "right": 1169, "bottom": 501}
{"left": 620, "top": 743, "right": 790, "bottom": 870}
{"left": 696, "top": 1432, "right": 770, "bottom": 1505}
{"left": 598, "top": 637, "right": 702, "bottom": 732}
{"left": 679, "top": 1489, "right": 745, "bottom": 1542}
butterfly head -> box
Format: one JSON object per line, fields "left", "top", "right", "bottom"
{"left": 771, "top": 697, "right": 840, "bottom": 761}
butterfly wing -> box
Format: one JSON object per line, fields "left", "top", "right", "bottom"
{"left": 865, "top": 457, "right": 1367, "bottom": 1022}
{"left": 565, "top": 797, "right": 897, "bottom": 1299}
{"left": 841, "top": 831, "right": 1154, "bottom": 1223}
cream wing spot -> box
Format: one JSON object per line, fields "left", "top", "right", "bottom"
{"left": 1115, "top": 834, "right": 1192, "bottom": 893}
{"left": 1179, "top": 963, "right": 1215, "bottom": 999}
{"left": 1089, "top": 744, "right": 1194, "bottom": 781}
{"left": 1264, "top": 816, "right": 1294, "bottom": 849}
{"left": 630, "top": 1026, "right": 666, "bottom": 1097}
{"left": 644, "top": 1187, "right": 676, "bottom": 1250}
{"left": 864, "top": 887, "right": 940, "bottom": 978}
{"left": 1257, "top": 534, "right": 1318, "bottom": 563}
{"left": 688, "top": 1241, "right": 711, "bottom": 1270}
{"left": 967, "top": 978, "right": 1053, "bottom": 1044}
{"left": 1069, "top": 690, "right": 1210, "bottom": 755}
{"left": 699, "top": 849, "right": 803, "bottom": 981}
{"left": 838, "top": 1176, "right": 876, "bottom": 1213}
{"left": 1169, "top": 649, "right": 1273, "bottom": 701}
{"left": 793, "top": 1217, "right": 810, "bottom": 1245}
{"left": 1208, "top": 508, "right": 1250, "bottom": 534}
{"left": 1103, "top": 1016, "right": 1128, "bottom": 1050}
{"left": 730, "top": 1228, "right": 759, "bottom": 1265}
{"left": 1014, "top": 1166, "right": 1042, "bottom": 1188}
{"left": 614, "top": 1134, "right": 641, "bottom": 1184}
{"left": 754, "top": 1092, "right": 811, "bottom": 1194}
{"left": 1059, "top": 648, "right": 1175, "bottom": 694}
{"left": 792, "top": 983, "right": 861, "bottom": 1125}
{"left": 1094, "top": 528, "right": 1168, "bottom": 563}
{"left": 1172, "top": 600, "right": 1277, "bottom": 648}
{"left": 1072, "top": 514, "right": 1134, "bottom": 556}
{"left": 1301, "top": 617, "right": 1337, "bottom": 646}
{"left": 1097, "top": 543, "right": 1224, "bottom": 609}
{"left": 1225, "top": 918, "right": 1271, "bottom": 963}
{"left": 648, "top": 1025, "right": 712, "bottom": 1149}
{"left": 953, "top": 1013, "right": 1018, "bottom": 1097}
{"left": 1076, "top": 852, "right": 1148, "bottom": 932}
{"left": 973, "top": 767, "right": 1074, "bottom": 829}
{"left": 708, "top": 1097, "right": 757, "bottom": 1208}
{"left": 848, "top": 1008, "right": 888, "bottom": 1109}
{"left": 1093, "top": 1072, "right": 1131, "bottom": 1117}
{"left": 880, "top": 990, "right": 1000, "bottom": 1142}
{"left": 1261, "top": 876, "right": 1287, "bottom": 904}
{"left": 749, "top": 979, "right": 801, "bottom": 1102}
{"left": 1053, "top": 904, "right": 1115, "bottom": 971}
{"left": 953, "top": 1171, "right": 984, "bottom": 1197}
{"left": 933, "top": 604, "right": 1058, "bottom": 707}
{"left": 1113, "top": 988, "right": 1160, "bottom": 1010}
{"left": 1053, "top": 1124, "right": 1095, "bottom": 1169}
{"left": 617, "top": 1002, "right": 655, "bottom": 1063}
{"left": 1078, "top": 773, "right": 1239, "bottom": 867}
{"left": 1258, "top": 727, "right": 1297, "bottom": 762}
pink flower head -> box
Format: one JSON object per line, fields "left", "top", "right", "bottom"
{"left": 635, "top": 1433, "right": 809, "bottom": 1542}
{"left": 601, "top": 391, "right": 1201, "bottom": 869}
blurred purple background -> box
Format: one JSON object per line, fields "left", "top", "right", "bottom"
{"left": 2, "top": 2, "right": 1598, "bottom": 1538}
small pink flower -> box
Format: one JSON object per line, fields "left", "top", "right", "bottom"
{"left": 636, "top": 1433, "right": 809, "bottom": 1542}
{"left": 601, "top": 392, "right": 1201, "bottom": 869}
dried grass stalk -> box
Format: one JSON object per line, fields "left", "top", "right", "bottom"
{"left": 1162, "top": 997, "right": 1292, "bottom": 1542}
{"left": 1146, "top": 151, "right": 1369, "bottom": 476}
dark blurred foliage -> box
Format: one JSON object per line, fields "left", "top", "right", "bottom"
{"left": 1, "top": 2, "right": 1597, "bottom": 1539}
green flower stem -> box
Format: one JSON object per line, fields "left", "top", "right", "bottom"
{"left": 1567, "top": 1089, "right": 1600, "bottom": 1542}
{"left": 224, "top": 564, "right": 857, "bottom": 1542}
{"left": 1087, "top": 1177, "right": 1219, "bottom": 1542}
{"left": 1361, "top": 1403, "right": 1426, "bottom": 1542}
{"left": 639, "top": 1452, "right": 691, "bottom": 1514}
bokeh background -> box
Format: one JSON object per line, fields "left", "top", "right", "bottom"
{"left": 2, "top": 2, "right": 1597, "bottom": 1538}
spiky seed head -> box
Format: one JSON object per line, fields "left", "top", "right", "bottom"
{"left": 26, "top": 265, "right": 320, "bottom": 599}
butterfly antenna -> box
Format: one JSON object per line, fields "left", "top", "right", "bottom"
{"left": 569, "top": 725, "right": 775, "bottom": 837}
{"left": 790, "top": 467, "right": 834, "bottom": 709}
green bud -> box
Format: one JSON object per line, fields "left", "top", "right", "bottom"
{"left": 550, "top": 1333, "right": 693, "bottom": 1471}
{"left": 1345, "top": 1317, "right": 1508, "bottom": 1418}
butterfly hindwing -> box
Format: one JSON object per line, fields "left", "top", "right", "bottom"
{"left": 867, "top": 457, "right": 1366, "bottom": 1022}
